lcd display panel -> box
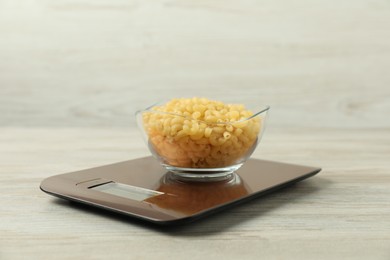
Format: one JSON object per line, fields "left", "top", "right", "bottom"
{"left": 91, "top": 182, "right": 163, "bottom": 201}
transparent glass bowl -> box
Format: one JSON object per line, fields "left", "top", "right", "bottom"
{"left": 136, "top": 102, "right": 269, "bottom": 182}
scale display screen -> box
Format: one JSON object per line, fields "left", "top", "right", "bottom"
{"left": 90, "top": 182, "right": 163, "bottom": 201}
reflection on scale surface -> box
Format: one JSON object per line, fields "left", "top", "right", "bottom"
{"left": 145, "top": 172, "right": 251, "bottom": 215}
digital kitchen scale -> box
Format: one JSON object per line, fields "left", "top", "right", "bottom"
{"left": 40, "top": 157, "right": 321, "bottom": 225}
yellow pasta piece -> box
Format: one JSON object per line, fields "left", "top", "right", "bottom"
{"left": 204, "top": 127, "right": 213, "bottom": 138}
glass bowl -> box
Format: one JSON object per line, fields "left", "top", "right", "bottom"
{"left": 136, "top": 100, "right": 269, "bottom": 182}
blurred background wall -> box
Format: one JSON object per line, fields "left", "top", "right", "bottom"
{"left": 1, "top": 0, "right": 389, "bottom": 129}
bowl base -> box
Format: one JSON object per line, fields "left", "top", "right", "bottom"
{"left": 163, "top": 164, "right": 243, "bottom": 182}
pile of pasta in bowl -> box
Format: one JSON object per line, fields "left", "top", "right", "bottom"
{"left": 137, "top": 97, "right": 269, "bottom": 175}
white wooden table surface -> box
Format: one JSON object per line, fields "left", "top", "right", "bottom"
{"left": 1, "top": 1, "right": 389, "bottom": 259}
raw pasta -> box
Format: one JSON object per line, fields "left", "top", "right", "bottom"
{"left": 142, "top": 97, "right": 261, "bottom": 168}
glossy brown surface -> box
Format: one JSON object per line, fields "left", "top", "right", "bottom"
{"left": 40, "top": 157, "right": 320, "bottom": 224}
{"left": 145, "top": 173, "right": 250, "bottom": 215}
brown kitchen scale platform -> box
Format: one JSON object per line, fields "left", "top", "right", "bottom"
{"left": 40, "top": 157, "right": 321, "bottom": 225}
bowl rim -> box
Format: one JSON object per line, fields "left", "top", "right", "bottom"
{"left": 136, "top": 101, "right": 270, "bottom": 125}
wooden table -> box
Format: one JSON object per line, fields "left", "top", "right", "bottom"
{"left": 1, "top": 1, "right": 389, "bottom": 259}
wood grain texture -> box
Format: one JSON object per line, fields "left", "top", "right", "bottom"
{"left": 1, "top": 0, "right": 390, "bottom": 259}
{"left": 0, "top": 127, "right": 389, "bottom": 259}
{"left": 1, "top": 0, "right": 389, "bottom": 128}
